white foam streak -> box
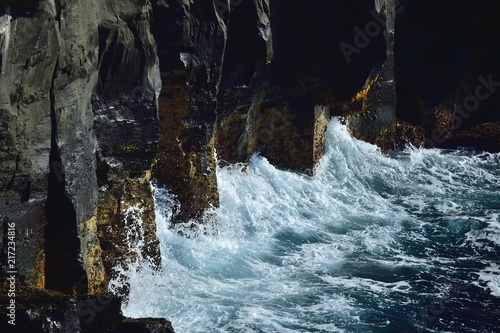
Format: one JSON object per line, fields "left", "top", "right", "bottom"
{"left": 477, "top": 264, "right": 500, "bottom": 297}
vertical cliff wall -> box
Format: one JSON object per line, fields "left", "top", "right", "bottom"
{"left": 92, "top": 0, "right": 161, "bottom": 296}
{"left": 1, "top": 2, "right": 54, "bottom": 290}
{"left": 0, "top": 0, "right": 161, "bottom": 298}
{"left": 152, "top": 0, "right": 226, "bottom": 224}
{"left": 150, "top": 0, "right": 500, "bottom": 227}
{"left": 346, "top": 0, "right": 398, "bottom": 149}
{"left": 215, "top": 0, "right": 387, "bottom": 173}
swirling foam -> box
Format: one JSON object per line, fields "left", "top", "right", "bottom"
{"left": 122, "top": 118, "right": 500, "bottom": 333}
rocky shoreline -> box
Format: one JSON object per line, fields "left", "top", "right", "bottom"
{"left": 0, "top": 284, "right": 174, "bottom": 332}
{"left": 1, "top": 0, "right": 499, "bottom": 332}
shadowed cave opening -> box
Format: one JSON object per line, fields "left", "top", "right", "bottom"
{"left": 44, "top": 95, "right": 87, "bottom": 295}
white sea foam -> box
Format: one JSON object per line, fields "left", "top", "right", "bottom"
{"left": 476, "top": 264, "right": 500, "bottom": 297}
{"left": 121, "top": 118, "right": 500, "bottom": 332}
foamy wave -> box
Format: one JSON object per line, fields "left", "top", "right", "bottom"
{"left": 476, "top": 264, "right": 500, "bottom": 297}
{"left": 121, "top": 118, "right": 500, "bottom": 332}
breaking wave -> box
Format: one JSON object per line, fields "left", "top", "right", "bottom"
{"left": 122, "top": 118, "right": 500, "bottom": 333}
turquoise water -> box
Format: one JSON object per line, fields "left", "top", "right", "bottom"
{"left": 121, "top": 119, "right": 500, "bottom": 333}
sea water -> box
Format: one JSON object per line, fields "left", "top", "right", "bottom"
{"left": 121, "top": 118, "right": 500, "bottom": 333}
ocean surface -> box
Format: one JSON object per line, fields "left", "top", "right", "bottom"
{"left": 118, "top": 119, "right": 500, "bottom": 333}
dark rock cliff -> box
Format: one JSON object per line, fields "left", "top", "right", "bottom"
{"left": 0, "top": 0, "right": 499, "bottom": 331}
{"left": 1, "top": 0, "right": 163, "bottom": 290}
{"left": 0, "top": 0, "right": 168, "bottom": 331}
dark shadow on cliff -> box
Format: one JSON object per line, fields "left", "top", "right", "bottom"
{"left": 395, "top": 0, "right": 500, "bottom": 151}
{"left": 45, "top": 69, "right": 88, "bottom": 295}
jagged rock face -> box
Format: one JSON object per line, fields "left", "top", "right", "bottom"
{"left": 0, "top": 5, "right": 56, "bottom": 288}
{"left": 92, "top": 0, "right": 162, "bottom": 292}
{"left": 347, "top": 0, "right": 397, "bottom": 150}
{"left": 47, "top": 0, "right": 102, "bottom": 295}
{"left": 0, "top": 0, "right": 161, "bottom": 297}
{"left": 215, "top": 0, "right": 388, "bottom": 172}
{"left": 1, "top": 2, "right": 500, "bottom": 325}
{"left": 96, "top": 172, "right": 160, "bottom": 297}
{"left": 153, "top": 0, "right": 500, "bottom": 226}
{"left": 152, "top": 0, "right": 225, "bottom": 223}
{"left": 339, "top": 0, "right": 500, "bottom": 152}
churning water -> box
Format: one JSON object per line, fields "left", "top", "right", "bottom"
{"left": 121, "top": 119, "right": 500, "bottom": 333}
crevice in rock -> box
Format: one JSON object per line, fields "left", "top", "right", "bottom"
{"left": 219, "top": 0, "right": 266, "bottom": 90}
{"left": 44, "top": 59, "right": 88, "bottom": 295}
{"left": 95, "top": 153, "right": 109, "bottom": 187}
{"left": 20, "top": 180, "right": 30, "bottom": 202}
{"left": 97, "top": 23, "right": 124, "bottom": 96}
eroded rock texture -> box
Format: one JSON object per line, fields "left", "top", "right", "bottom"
{"left": 150, "top": 0, "right": 500, "bottom": 227}
{"left": 1, "top": 3, "right": 55, "bottom": 290}
{"left": 0, "top": 0, "right": 161, "bottom": 299}
{"left": 346, "top": 0, "right": 398, "bottom": 150}
{"left": 215, "top": 0, "right": 386, "bottom": 173}
{"left": 92, "top": 0, "right": 161, "bottom": 295}
{"left": 152, "top": 0, "right": 225, "bottom": 224}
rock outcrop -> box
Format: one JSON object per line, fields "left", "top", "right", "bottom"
{"left": 151, "top": 0, "right": 225, "bottom": 224}
{"left": 92, "top": 0, "right": 162, "bottom": 295}
{"left": 346, "top": 0, "right": 398, "bottom": 150}
{"left": 0, "top": 285, "right": 174, "bottom": 333}
{"left": 1, "top": 0, "right": 161, "bottom": 291}
{"left": 151, "top": 0, "right": 396, "bottom": 224}
{"left": 0, "top": 0, "right": 165, "bottom": 330}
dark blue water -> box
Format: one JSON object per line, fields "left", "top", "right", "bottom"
{"left": 121, "top": 119, "right": 500, "bottom": 333}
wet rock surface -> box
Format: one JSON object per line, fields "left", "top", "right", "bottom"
{"left": 0, "top": 284, "right": 174, "bottom": 333}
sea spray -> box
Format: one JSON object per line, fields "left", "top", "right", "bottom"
{"left": 121, "top": 118, "right": 500, "bottom": 333}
